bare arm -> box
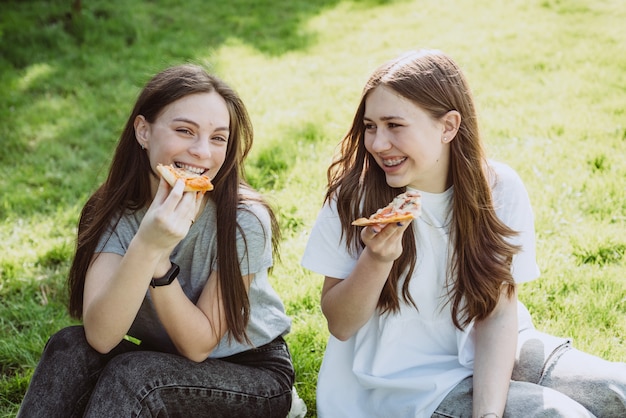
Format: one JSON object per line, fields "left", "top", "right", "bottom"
{"left": 472, "top": 285, "right": 518, "bottom": 418}
{"left": 321, "top": 221, "right": 412, "bottom": 340}
{"left": 150, "top": 271, "right": 253, "bottom": 362}
{"left": 82, "top": 178, "right": 201, "bottom": 353}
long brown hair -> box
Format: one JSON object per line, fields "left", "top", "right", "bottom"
{"left": 327, "top": 50, "right": 518, "bottom": 329}
{"left": 67, "top": 64, "right": 280, "bottom": 343}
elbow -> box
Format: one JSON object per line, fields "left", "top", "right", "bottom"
{"left": 323, "top": 311, "right": 356, "bottom": 341}
{"left": 327, "top": 323, "right": 355, "bottom": 342}
{"left": 331, "top": 332, "right": 352, "bottom": 342}
{"left": 84, "top": 329, "right": 117, "bottom": 354}
{"left": 175, "top": 341, "right": 215, "bottom": 363}
{"left": 322, "top": 306, "right": 357, "bottom": 341}
{"left": 178, "top": 349, "right": 211, "bottom": 363}
{"left": 185, "top": 353, "right": 209, "bottom": 363}
{"left": 82, "top": 312, "right": 123, "bottom": 354}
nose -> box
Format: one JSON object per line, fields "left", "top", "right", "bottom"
{"left": 369, "top": 129, "right": 392, "bottom": 153}
{"left": 189, "top": 136, "right": 211, "bottom": 159}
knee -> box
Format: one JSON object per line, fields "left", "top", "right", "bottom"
{"left": 96, "top": 351, "right": 158, "bottom": 389}
{"left": 44, "top": 326, "right": 88, "bottom": 353}
{"left": 40, "top": 326, "right": 96, "bottom": 366}
{"left": 506, "top": 381, "right": 593, "bottom": 418}
{"left": 594, "top": 362, "right": 626, "bottom": 414}
{"left": 551, "top": 361, "right": 626, "bottom": 417}
{"left": 579, "top": 360, "right": 626, "bottom": 403}
{"left": 607, "top": 361, "right": 626, "bottom": 388}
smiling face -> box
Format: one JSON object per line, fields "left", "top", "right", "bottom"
{"left": 363, "top": 85, "right": 452, "bottom": 193}
{"left": 134, "top": 91, "right": 230, "bottom": 195}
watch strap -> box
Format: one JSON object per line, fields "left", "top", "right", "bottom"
{"left": 150, "top": 263, "right": 180, "bottom": 288}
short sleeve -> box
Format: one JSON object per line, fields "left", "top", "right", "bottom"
{"left": 490, "top": 161, "right": 540, "bottom": 284}
{"left": 236, "top": 203, "right": 273, "bottom": 276}
{"left": 301, "top": 199, "right": 359, "bottom": 279}
{"left": 95, "top": 210, "right": 141, "bottom": 256}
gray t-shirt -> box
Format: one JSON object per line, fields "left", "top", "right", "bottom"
{"left": 96, "top": 197, "right": 291, "bottom": 358}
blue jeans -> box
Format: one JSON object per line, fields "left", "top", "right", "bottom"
{"left": 433, "top": 329, "right": 626, "bottom": 417}
{"left": 17, "top": 326, "right": 295, "bottom": 418}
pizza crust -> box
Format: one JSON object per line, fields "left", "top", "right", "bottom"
{"left": 156, "top": 164, "right": 214, "bottom": 192}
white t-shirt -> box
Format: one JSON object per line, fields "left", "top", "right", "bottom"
{"left": 301, "top": 161, "right": 539, "bottom": 417}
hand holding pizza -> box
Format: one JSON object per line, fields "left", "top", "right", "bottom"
{"left": 354, "top": 191, "right": 421, "bottom": 263}
{"left": 136, "top": 168, "right": 204, "bottom": 258}
{"left": 352, "top": 191, "right": 422, "bottom": 227}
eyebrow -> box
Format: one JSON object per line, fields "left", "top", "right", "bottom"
{"left": 363, "top": 115, "right": 406, "bottom": 122}
{"left": 172, "top": 117, "right": 230, "bottom": 132}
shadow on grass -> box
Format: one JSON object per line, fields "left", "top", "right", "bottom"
{"left": 1, "top": 0, "right": 400, "bottom": 67}
{"left": 0, "top": 0, "right": 400, "bottom": 220}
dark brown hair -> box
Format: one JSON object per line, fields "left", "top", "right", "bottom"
{"left": 67, "top": 64, "right": 280, "bottom": 343}
{"left": 327, "top": 50, "right": 518, "bottom": 329}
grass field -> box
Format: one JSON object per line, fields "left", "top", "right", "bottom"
{"left": 1, "top": 0, "right": 625, "bottom": 416}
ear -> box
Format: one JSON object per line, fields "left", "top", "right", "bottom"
{"left": 441, "top": 110, "right": 461, "bottom": 143}
{"left": 134, "top": 115, "right": 149, "bottom": 149}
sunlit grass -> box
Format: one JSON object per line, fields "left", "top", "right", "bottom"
{"left": 1, "top": 0, "right": 625, "bottom": 416}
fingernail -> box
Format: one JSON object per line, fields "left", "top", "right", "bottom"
{"left": 396, "top": 222, "right": 404, "bottom": 227}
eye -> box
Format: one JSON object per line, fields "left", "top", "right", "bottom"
{"left": 387, "top": 122, "right": 401, "bottom": 129}
{"left": 176, "top": 127, "right": 194, "bottom": 136}
{"left": 364, "top": 122, "right": 376, "bottom": 131}
{"left": 212, "top": 135, "right": 229, "bottom": 143}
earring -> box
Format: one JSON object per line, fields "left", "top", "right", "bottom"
{"left": 140, "top": 144, "right": 145, "bottom": 150}
{"left": 443, "top": 137, "right": 448, "bottom": 143}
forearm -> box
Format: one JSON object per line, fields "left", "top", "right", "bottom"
{"left": 150, "top": 279, "right": 224, "bottom": 362}
{"left": 82, "top": 236, "right": 170, "bottom": 353}
{"left": 321, "top": 247, "right": 393, "bottom": 340}
{"left": 472, "top": 290, "right": 518, "bottom": 418}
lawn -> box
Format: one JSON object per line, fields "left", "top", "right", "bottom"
{"left": 1, "top": 0, "right": 625, "bottom": 416}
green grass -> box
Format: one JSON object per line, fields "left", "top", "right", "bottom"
{"left": 1, "top": 0, "right": 625, "bottom": 416}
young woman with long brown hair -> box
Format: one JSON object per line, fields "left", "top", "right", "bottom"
{"left": 302, "top": 49, "right": 626, "bottom": 417}
{"left": 18, "top": 64, "right": 296, "bottom": 417}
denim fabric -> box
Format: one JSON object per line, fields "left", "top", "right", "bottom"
{"left": 433, "top": 329, "right": 626, "bottom": 417}
{"left": 17, "top": 326, "right": 295, "bottom": 418}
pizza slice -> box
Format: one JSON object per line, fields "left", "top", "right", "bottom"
{"left": 351, "top": 190, "right": 421, "bottom": 226}
{"left": 156, "top": 163, "right": 214, "bottom": 192}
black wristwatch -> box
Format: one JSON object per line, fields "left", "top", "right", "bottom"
{"left": 150, "top": 263, "right": 180, "bottom": 288}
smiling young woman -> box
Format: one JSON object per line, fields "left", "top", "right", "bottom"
{"left": 302, "top": 49, "right": 626, "bottom": 418}
{"left": 17, "top": 64, "right": 295, "bottom": 418}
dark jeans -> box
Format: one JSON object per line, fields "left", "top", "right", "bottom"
{"left": 17, "top": 326, "right": 295, "bottom": 418}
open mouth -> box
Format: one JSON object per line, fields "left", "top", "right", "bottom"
{"left": 175, "top": 162, "right": 208, "bottom": 176}
{"left": 382, "top": 157, "right": 406, "bottom": 167}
